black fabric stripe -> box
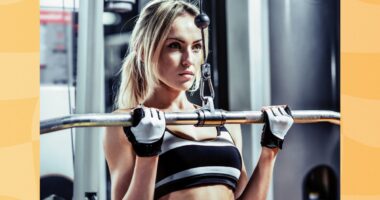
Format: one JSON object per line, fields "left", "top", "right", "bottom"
{"left": 156, "top": 145, "right": 242, "bottom": 182}
{"left": 154, "top": 174, "right": 238, "bottom": 200}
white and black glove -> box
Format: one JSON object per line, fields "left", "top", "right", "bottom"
{"left": 261, "top": 105, "right": 294, "bottom": 149}
{"left": 123, "top": 107, "right": 166, "bottom": 157}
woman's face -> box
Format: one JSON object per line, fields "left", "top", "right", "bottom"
{"left": 157, "top": 12, "right": 203, "bottom": 92}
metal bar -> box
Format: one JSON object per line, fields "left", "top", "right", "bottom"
{"left": 73, "top": 0, "right": 106, "bottom": 198}
{"left": 40, "top": 110, "right": 340, "bottom": 134}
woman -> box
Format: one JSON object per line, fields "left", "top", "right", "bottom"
{"left": 103, "top": 0, "right": 293, "bottom": 199}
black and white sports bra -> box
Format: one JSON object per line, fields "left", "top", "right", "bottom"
{"left": 154, "top": 126, "right": 242, "bottom": 199}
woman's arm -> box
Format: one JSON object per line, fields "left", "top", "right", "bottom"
{"left": 104, "top": 126, "right": 160, "bottom": 200}
{"left": 123, "top": 156, "right": 159, "bottom": 200}
{"left": 237, "top": 147, "right": 278, "bottom": 200}
{"left": 104, "top": 108, "right": 166, "bottom": 200}
{"left": 227, "top": 124, "right": 279, "bottom": 200}
{"left": 226, "top": 125, "right": 278, "bottom": 200}
{"left": 232, "top": 106, "right": 293, "bottom": 200}
{"left": 103, "top": 126, "right": 135, "bottom": 200}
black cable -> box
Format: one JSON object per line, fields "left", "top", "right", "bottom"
{"left": 69, "top": 0, "right": 76, "bottom": 169}
{"left": 61, "top": 0, "right": 76, "bottom": 170}
{"left": 199, "top": 0, "right": 207, "bottom": 61}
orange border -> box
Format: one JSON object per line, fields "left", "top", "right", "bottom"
{"left": 0, "top": 0, "right": 380, "bottom": 198}
{"left": 341, "top": 0, "right": 380, "bottom": 199}
{"left": 0, "top": 0, "right": 39, "bottom": 199}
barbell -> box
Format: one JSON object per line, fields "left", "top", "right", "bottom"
{"left": 40, "top": 109, "right": 340, "bottom": 134}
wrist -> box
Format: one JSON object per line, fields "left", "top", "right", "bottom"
{"left": 131, "top": 138, "right": 163, "bottom": 157}
{"left": 261, "top": 129, "right": 284, "bottom": 149}
{"left": 136, "top": 155, "right": 159, "bottom": 161}
{"left": 123, "top": 127, "right": 164, "bottom": 157}
{"left": 261, "top": 147, "right": 279, "bottom": 160}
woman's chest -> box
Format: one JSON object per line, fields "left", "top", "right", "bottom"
{"left": 166, "top": 125, "right": 219, "bottom": 141}
{"left": 158, "top": 127, "right": 241, "bottom": 170}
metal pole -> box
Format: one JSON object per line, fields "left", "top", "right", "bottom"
{"left": 74, "top": 0, "right": 106, "bottom": 199}
{"left": 40, "top": 110, "right": 340, "bottom": 134}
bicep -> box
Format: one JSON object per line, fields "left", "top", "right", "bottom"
{"left": 103, "top": 126, "right": 136, "bottom": 200}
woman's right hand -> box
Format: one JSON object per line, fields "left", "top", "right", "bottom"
{"left": 123, "top": 107, "right": 166, "bottom": 157}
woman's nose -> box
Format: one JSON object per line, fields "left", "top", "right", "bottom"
{"left": 181, "top": 48, "right": 194, "bottom": 67}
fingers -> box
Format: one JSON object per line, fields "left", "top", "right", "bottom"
{"left": 152, "top": 109, "right": 166, "bottom": 125}
{"left": 279, "top": 107, "right": 291, "bottom": 117}
{"left": 272, "top": 107, "right": 282, "bottom": 116}
{"left": 150, "top": 108, "right": 158, "bottom": 119}
{"left": 263, "top": 107, "right": 275, "bottom": 119}
{"left": 263, "top": 105, "right": 292, "bottom": 117}
{"left": 128, "top": 107, "right": 166, "bottom": 154}
{"left": 284, "top": 105, "right": 292, "bottom": 116}
{"left": 261, "top": 105, "right": 294, "bottom": 142}
{"left": 262, "top": 107, "right": 281, "bottom": 119}
{"left": 156, "top": 110, "right": 161, "bottom": 120}
{"left": 158, "top": 110, "right": 165, "bottom": 122}
{"left": 136, "top": 107, "right": 165, "bottom": 123}
{"left": 278, "top": 107, "right": 286, "bottom": 115}
{"left": 132, "top": 107, "right": 145, "bottom": 126}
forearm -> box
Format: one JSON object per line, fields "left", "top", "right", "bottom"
{"left": 123, "top": 156, "right": 159, "bottom": 200}
{"left": 238, "top": 147, "right": 278, "bottom": 200}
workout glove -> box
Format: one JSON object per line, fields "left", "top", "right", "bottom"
{"left": 261, "top": 105, "right": 294, "bottom": 149}
{"left": 123, "top": 107, "right": 166, "bottom": 157}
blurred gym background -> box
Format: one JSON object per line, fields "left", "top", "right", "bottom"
{"left": 40, "top": 0, "right": 340, "bottom": 199}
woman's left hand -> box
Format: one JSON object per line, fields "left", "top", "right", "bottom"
{"left": 260, "top": 105, "right": 294, "bottom": 149}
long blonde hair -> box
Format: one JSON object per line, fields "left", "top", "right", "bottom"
{"left": 116, "top": 0, "right": 208, "bottom": 109}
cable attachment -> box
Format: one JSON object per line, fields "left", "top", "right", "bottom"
{"left": 195, "top": 13, "right": 210, "bottom": 29}
{"left": 195, "top": 109, "right": 226, "bottom": 127}
{"left": 199, "top": 63, "right": 215, "bottom": 112}
{"left": 195, "top": 0, "right": 216, "bottom": 113}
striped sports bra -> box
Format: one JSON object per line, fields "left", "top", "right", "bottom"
{"left": 154, "top": 126, "right": 242, "bottom": 199}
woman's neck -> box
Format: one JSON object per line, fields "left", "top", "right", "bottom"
{"left": 143, "top": 84, "right": 194, "bottom": 112}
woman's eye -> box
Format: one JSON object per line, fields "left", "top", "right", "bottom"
{"left": 168, "top": 42, "right": 181, "bottom": 49}
{"left": 192, "top": 44, "right": 202, "bottom": 52}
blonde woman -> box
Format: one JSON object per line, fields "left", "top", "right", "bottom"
{"left": 103, "top": 0, "right": 293, "bottom": 199}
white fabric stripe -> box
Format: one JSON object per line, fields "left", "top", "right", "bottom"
{"left": 161, "top": 131, "right": 235, "bottom": 154}
{"left": 155, "top": 166, "right": 241, "bottom": 188}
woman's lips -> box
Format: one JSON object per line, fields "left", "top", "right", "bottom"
{"left": 178, "top": 71, "right": 194, "bottom": 81}
{"left": 178, "top": 71, "right": 194, "bottom": 76}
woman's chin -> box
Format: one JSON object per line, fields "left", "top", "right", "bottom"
{"left": 158, "top": 79, "right": 194, "bottom": 92}
{"left": 163, "top": 84, "right": 191, "bottom": 92}
{"left": 183, "top": 82, "right": 195, "bottom": 91}
{"left": 177, "top": 85, "right": 192, "bottom": 92}
{"left": 172, "top": 80, "right": 193, "bottom": 91}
